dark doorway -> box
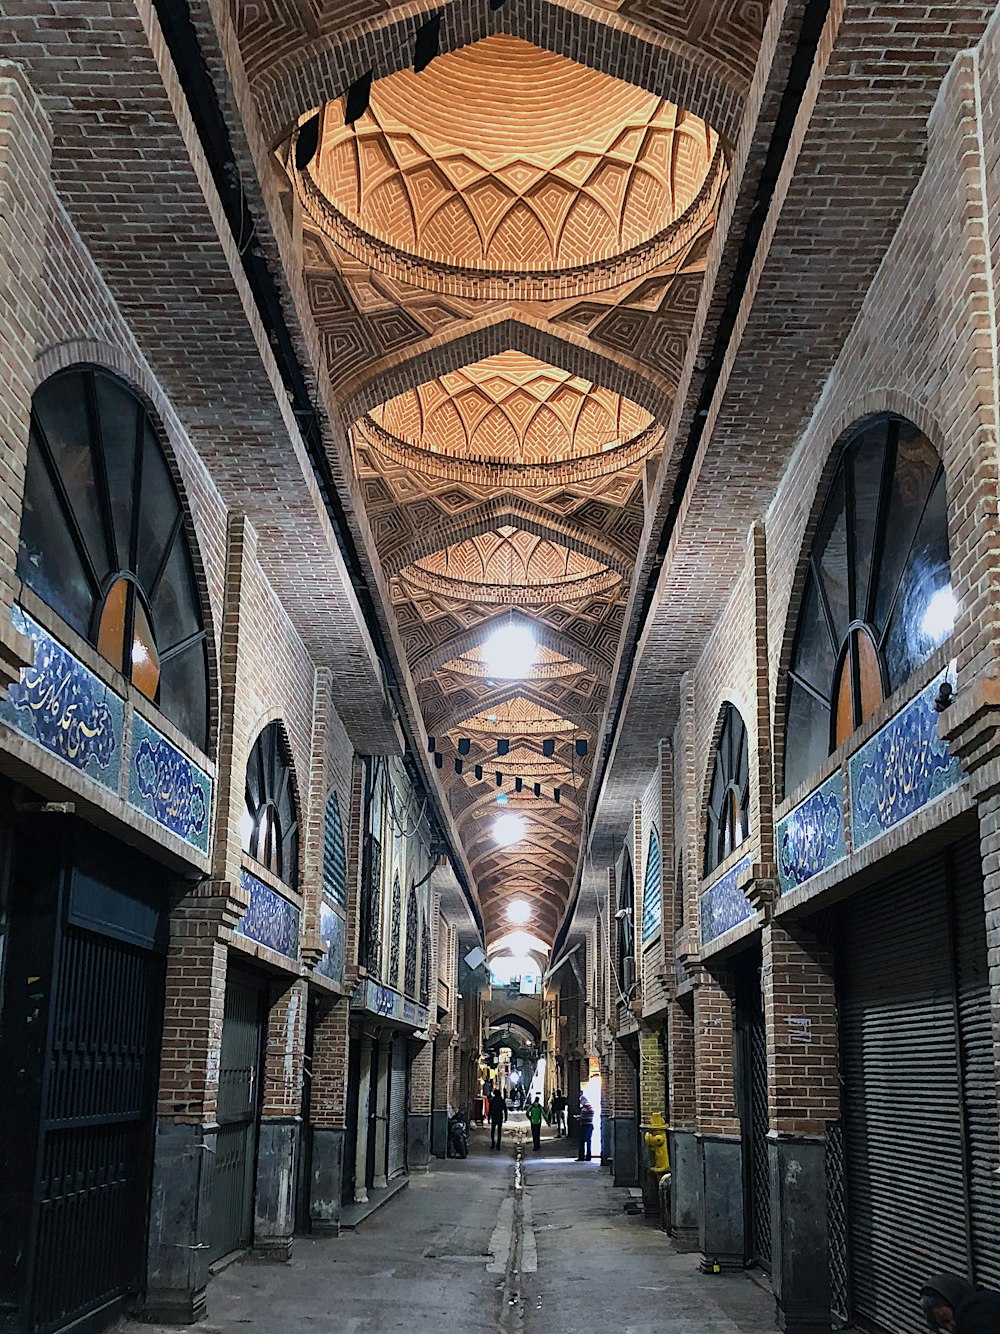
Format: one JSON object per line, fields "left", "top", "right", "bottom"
{"left": 208, "top": 970, "right": 265, "bottom": 1264}
{"left": 0, "top": 816, "right": 167, "bottom": 1334}
{"left": 735, "top": 947, "right": 772, "bottom": 1273}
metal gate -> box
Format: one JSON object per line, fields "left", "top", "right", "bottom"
{"left": 387, "top": 1035, "right": 407, "bottom": 1180}
{"left": 737, "top": 959, "right": 771, "bottom": 1272}
{"left": 209, "top": 974, "right": 264, "bottom": 1263}
{"left": 839, "top": 837, "right": 1000, "bottom": 1333}
{"left": 30, "top": 924, "right": 163, "bottom": 1334}
{"left": 0, "top": 821, "right": 165, "bottom": 1334}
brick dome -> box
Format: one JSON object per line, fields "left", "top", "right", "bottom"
{"left": 298, "top": 35, "right": 722, "bottom": 297}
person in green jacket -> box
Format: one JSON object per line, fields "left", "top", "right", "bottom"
{"left": 526, "top": 1094, "right": 547, "bottom": 1151}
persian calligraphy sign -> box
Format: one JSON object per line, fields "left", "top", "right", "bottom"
{"left": 699, "top": 853, "right": 753, "bottom": 946}
{"left": 849, "top": 675, "right": 961, "bottom": 850}
{"left": 128, "top": 713, "right": 211, "bottom": 853}
{"left": 776, "top": 771, "right": 847, "bottom": 895}
{"left": 0, "top": 608, "right": 123, "bottom": 789}
{"left": 236, "top": 867, "right": 300, "bottom": 959}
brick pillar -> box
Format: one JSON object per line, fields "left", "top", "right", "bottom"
{"left": 694, "top": 966, "right": 743, "bottom": 1272}
{"left": 609, "top": 1034, "right": 639, "bottom": 1186}
{"left": 309, "top": 997, "right": 350, "bottom": 1232}
{"left": 0, "top": 64, "right": 47, "bottom": 694}
{"left": 408, "top": 1041, "right": 433, "bottom": 1170}
{"left": 431, "top": 1030, "right": 454, "bottom": 1157}
{"left": 145, "top": 518, "right": 258, "bottom": 1319}
{"left": 763, "top": 922, "right": 839, "bottom": 1333}
{"left": 667, "top": 991, "right": 699, "bottom": 1248}
{"left": 637, "top": 1023, "right": 666, "bottom": 1216}
{"left": 254, "top": 979, "right": 307, "bottom": 1259}
{"left": 146, "top": 889, "right": 236, "bottom": 1322}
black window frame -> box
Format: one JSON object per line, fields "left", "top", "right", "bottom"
{"left": 703, "top": 703, "right": 751, "bottom": 878}
{"left": 243, "top": 721, "right": 300, "bottom": 889}
{"left": 18, "top": 365, "right": 210, "bottom": 749}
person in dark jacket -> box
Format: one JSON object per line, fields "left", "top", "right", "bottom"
{"left": 577, "top": 1097, "right": 595, "bottom": 1161}
{"left": 921, "top": 1273, "right": 1000, "bottom": 1331}
{"left": 488, "top": 1088, "right": 508, "bottom": 1150}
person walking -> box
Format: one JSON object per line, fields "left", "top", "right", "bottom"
{"left": 551, "top": 1088, "right": 567, "bottom": 1136}
{"left": 488, "top": 1087, "right": 508, "bottom": 1150}
{"left": 577, "top": 1097, "right": 595, "bottom": 1161}
{"left": 526, "top": 1094, "right": 546, "bottom": 1151}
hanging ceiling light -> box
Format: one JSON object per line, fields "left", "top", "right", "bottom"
{"left": 484, "top": 622, "right": 536, "bottom": 680}
{"left": 494, "top": 812, "right": 526, "bottom": 846}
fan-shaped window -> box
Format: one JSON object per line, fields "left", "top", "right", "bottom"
{"left": 322, "top": 791, "right": 347, "bottom": 909}
{"left": 641, "top": 827, "right": 661, "bottom": 944}
{"left": 704, "top": 704, "right": 750, "bottom": 878}
{"left": 617, "top": 853, "right": 635, "bottom": 991}
{"left": 17, "top": 366, "right": 210, "bottom": 747}
{"left": 241, "top": 722, "right": 299, "bottom": 888}
{"left": 404, "top": 887, "right": 418, "bottom": 998}
{"left": 388, "top": 875, "right": 402, "bottom": 984}
{"left": 783, "top": 415, "right": 952, "bottom": 796}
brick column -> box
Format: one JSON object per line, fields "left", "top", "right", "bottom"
{"left": 308, "top": 997, "right": 350, "bottom": 1232}
{"left": 146, "top": 888, "right": 236, "bottom": 1322}
{"left": 254, "top": 978, "right": 307, "bottom": 1259}
{"left": 145, "top": 518, "right": 257, "bottom": 1319}
{"left": 667, "top": 991, "right": 699, "bottom": 1248}
{"left": 608, "top": 1034, "right": 639, "bottom": 1186}
{"left": 408, "top": 1040, "right": 433, "bottom": 1170}
{"left": 0, "top": 64, "right": 47, "bottom": 694}
{"left": 637, "top": 1023, "right": 666, "bottom": 1216}
{"left": 763, "top": 922, "right": 839, "bottom": 1333}
{"left": 431, "top": 1030, "right": 455, "bottom": 1157}
{"left": 693, "top": 966, "right": 743, "bottom": 1272}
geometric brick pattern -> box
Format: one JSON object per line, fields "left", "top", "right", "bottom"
{"left": 304, "top": 37, "right": 720, "bottom": 291}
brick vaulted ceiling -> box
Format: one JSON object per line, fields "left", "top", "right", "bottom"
{"left": 236, "top": 7, "right": 764, "bottom": 944}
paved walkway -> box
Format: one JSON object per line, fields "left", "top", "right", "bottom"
{"left": 131, "top": 1117, "right": 775, "bottom": 1334}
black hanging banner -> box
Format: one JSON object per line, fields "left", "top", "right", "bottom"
{"left": 413, "top": 11, "right": 442, "bottom": 73}
{"left": 345, "top": 70, "right": 373, "bottom": 125}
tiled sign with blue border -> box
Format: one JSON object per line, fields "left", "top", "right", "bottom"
{"left": 237, "top": 867, "right": 300, "bottom": 959}
{"left": 315, "top": 899, "right": 346, "bottom": 984}
{"left": 699, "top": 853, "right": 753, "bottom": 946}
{"left": 849, "top": 675, "right": 961, "bottom": 850}
{"left": 776, "top": 771, "right": 846, "bottom": 895}
{"left": 128, "top": 713, "right": 212, "bottom": 853}
{"left": 0, "top": 607, "right": 123, "bottom": 789}
{"left": 351, "top": 976, "right": 429, "bottom": 1029}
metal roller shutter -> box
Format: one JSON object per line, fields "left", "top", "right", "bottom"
{"left": 840, "top": 853, "right": 968, "bottom": 1334}
{"left": 951, "top": 837, "right": 1000, "bottom": 1290}
{"left": 387, "top": 1035, "right": 408, "bottom": 1180}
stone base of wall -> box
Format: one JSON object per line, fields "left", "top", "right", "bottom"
{"left": 698, "top": 1134, "right": 744, "bottom": 1273}
{"left": 408, "top": 1113, "right": 432, "bottom": 1171}
{"left": 308, "top": 1127, "right": 346, "bottom": 1235}
{"left": 611, "top": 1117, "right": 639, "bottom": 1186}
{"left": 144, "top": 1121, "right": 214, "bottom": 1324}
{"left": 668, "top": 1130, "right": 701, "bottom": 1250}
{"left": 253, "top": 1119, "right": 299, "bottom": 1260}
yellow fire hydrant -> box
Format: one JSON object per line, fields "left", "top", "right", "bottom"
{"left": 644, "top": 1111, "right": 670, "bottom": 1176}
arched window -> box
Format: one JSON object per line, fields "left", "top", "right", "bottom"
{"left": 783, "top": 415, "right": 952, "bottom": 795}
{"left": 675, "top": 854, "right": 685, "bottom": 929}
{"left": 419, "top": 920, "right": 431, "bottom": 1005}
{"left": 404, "top": 886, "right": 418, "bottom": 998}
{"left": 17, "top": 366, "right": 210, "bottom": 747}
{"left": 388, "top": 875, "right": 402, "bottom": 984}
{"left": 641, "top": 827, "right": 661, "bottom": 943}
{"left": 616, "top": 853, "right": 635, "bottom": 990}
{"left": 322, "top": 790, "right": 347, "bottom": 909}
{"left": 704, "top": 703, "right": 750, "bottom": 877}
{"left": 242, "top": 722, "right": 299, "bottom": 888}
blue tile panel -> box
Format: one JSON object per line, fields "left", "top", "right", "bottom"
{"left": 0, "top": 608, "right": 123, "bottom": 789}
{"left": 776, "top": 772, "right": 847, "bottom": 895}
{"left": 315, "top": 899, "right": 346, "bottom": 984}
{"left": 699, "top": 854, "right": 753, "bottom": 946}
{"left": 351, "top": 976, "right": 429, "bottom": 1030}
{"left": 641, "top": 828, "right": 662, "bottom": 943}
{"left": 849, "top": 675, "right": 961, "bottom": 850}
{"left": 128, "top": 713, "right": 212, "bottom": 853}
{"left": 237, "top": 867, "right": 300, "bottom": 959}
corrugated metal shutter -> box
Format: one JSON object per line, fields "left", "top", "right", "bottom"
{"left": 952, "top": 837, "right": 1000, "bottom": 1290}
{"left": 840, "top": 853, "right": 968, "bottom": 1334}
{"left": 387, "top": 1035, "right": 408, "bottom": 1180}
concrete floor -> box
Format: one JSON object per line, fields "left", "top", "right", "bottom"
{"left": 131, "top": 1116, "right": 776, "bottom": 1334}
